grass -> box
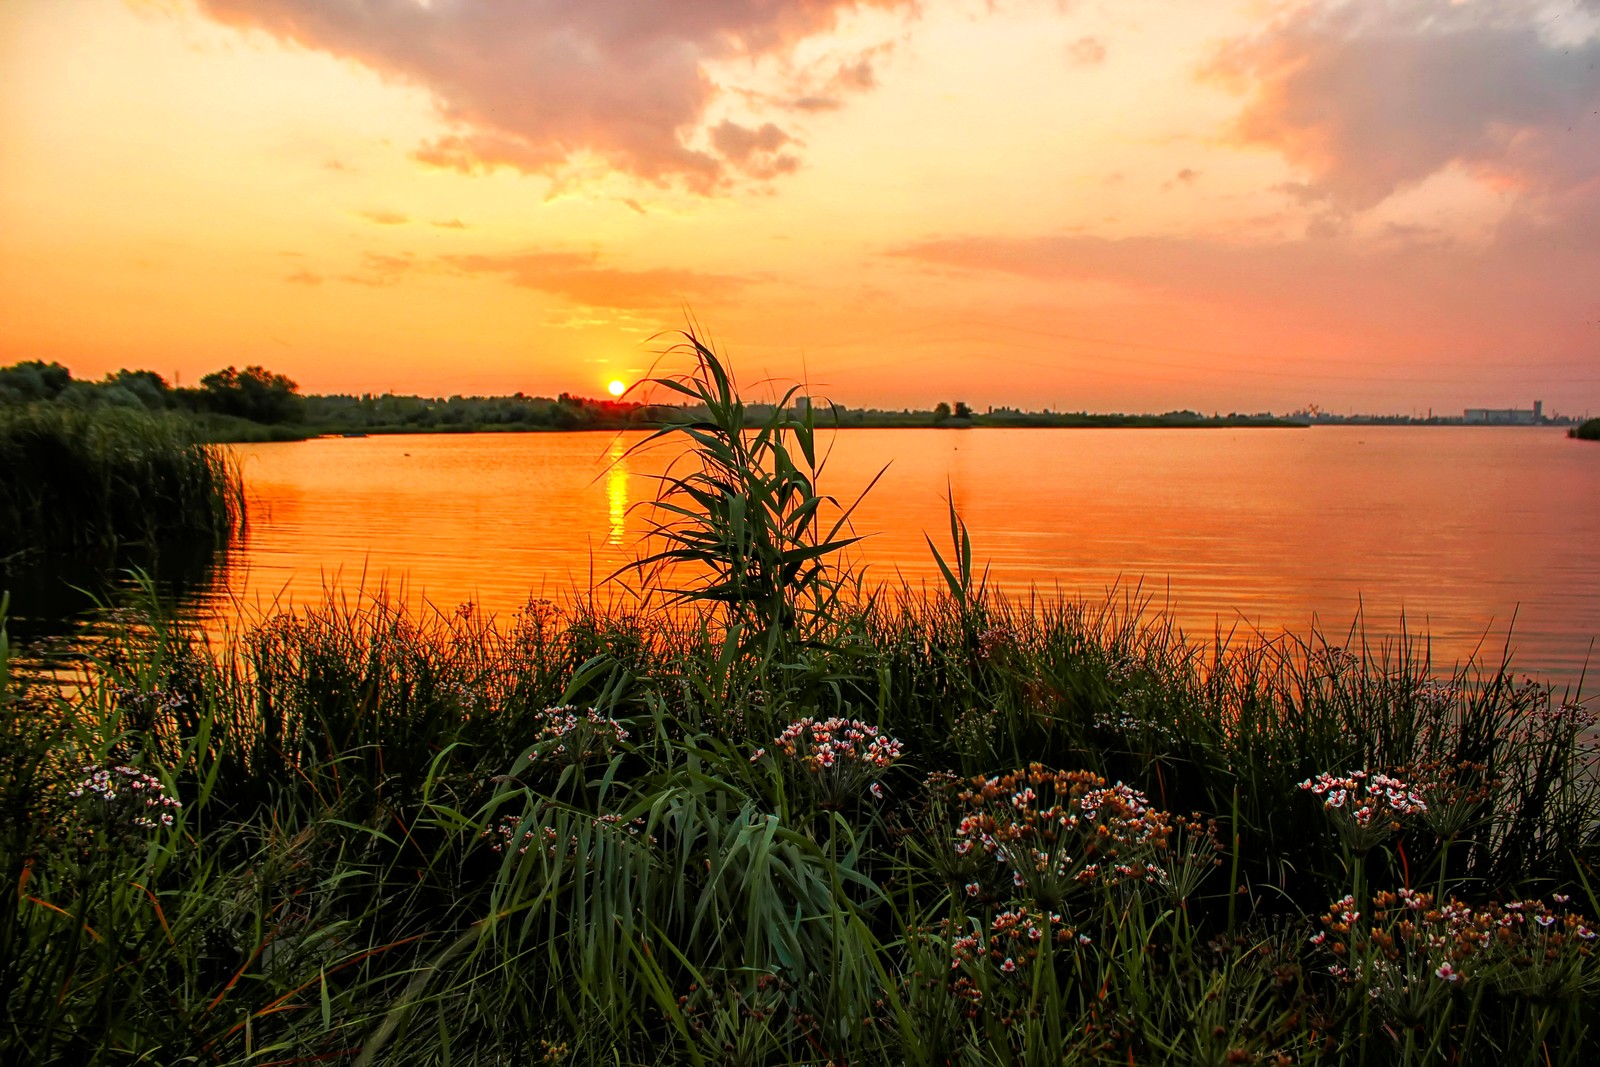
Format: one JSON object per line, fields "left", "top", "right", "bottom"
{"left": 1571, "top": 419, "right": 1600, "bottom": 441}
{"left": 0, "top": 403, "right": 245, "bottom": 561}
{"left": 2, "top": 337, "right": 1597, "bottom": 1064}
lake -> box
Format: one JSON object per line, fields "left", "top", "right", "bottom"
{"left": 193, "top": 425, "right": 1600, "bottom": 688}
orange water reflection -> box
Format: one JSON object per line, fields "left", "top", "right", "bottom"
{"left": 216, "top": 427, "right": 1600, "bottom": 685}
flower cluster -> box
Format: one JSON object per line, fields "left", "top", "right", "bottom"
{"left": 109, "top": 684, "right": 189, "bottom": 720}
{"left": 1298, "top": 770, "right": 1427, "bottom": 851}
{"left": 1091, "top": 709, "right": 1176, "bottom": 747}
{"left": 760, "top": 716, "right": 902, "bottom": 807}
{"left": 68, "top": 764, "right": 182, "bottom": 831}
{"left": 950, "top": 907, "right": 1088, "bottom": 975}
{"left": 1313, "top": 888, "right": 1598, "bottom": 1008}
{"left": 527, "top": 706, "right": 629, "bottom": 765}
{"left": 1534, "top": 698, "right": 1598, "bottom": 731}
{"left": 976, "top": 625, "right": 1019, "bottom": 662}
{"left": 481, "top": 812, "right": 651, "bottom": 857}
{"left": 1399, "top": 758, "right": 1496, "bottom": 841}
{"left": 955, "top": 766, "right": 1177, "bottom": 906}
{"left": 1412, "top": 680, "right": 1460, "bottom": 713}
{"left": 1313, "top": 645, "right": 1362, "bottom": 676}
{"left": 949, "top": 706, "right": 999, "bottom": 758}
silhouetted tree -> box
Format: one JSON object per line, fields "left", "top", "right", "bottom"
{"left": 0, "top": 360, "right": 73, "bottom": 403}
{"left": 932, "top": 401, "right": 952, "bottom": 424}
{"left": 105, "top": 369, "right": 171, "bottom": 410}
{"left": 198, "top": 365, "right": 305, "bottom": 423}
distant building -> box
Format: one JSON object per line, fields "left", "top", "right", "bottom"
{"left": 792, "top": 395, "right": 811, "bottom": 416}
{"left": 1464, "top": 401, "right": 1542, "bottom": 425}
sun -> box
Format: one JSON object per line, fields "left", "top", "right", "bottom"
{"left": 607, "top": 379, "right": 626, "bottom": 397}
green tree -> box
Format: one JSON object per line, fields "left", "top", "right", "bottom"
{"left": 198, "top": 365, "right": 305, "bottom": 423}
{"left": 105, "top": 369, "right": 171, "bottom": 410}
{"left": 932, "top": 401, "right": 952, "bottom": 424}
{"left": 0, "top": 360, "right": 72, "bottom": 403}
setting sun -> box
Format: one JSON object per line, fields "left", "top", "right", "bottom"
{"left": 607, "top": 379, "right": 626, "bottom": 397}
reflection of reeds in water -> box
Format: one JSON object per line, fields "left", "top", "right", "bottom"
{"left": 0, "top": 404, "right": 245, "bottom": 649}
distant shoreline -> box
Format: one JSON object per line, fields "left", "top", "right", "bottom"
{"left": 205, "top": 417, "right": 1596, "bottom": 444}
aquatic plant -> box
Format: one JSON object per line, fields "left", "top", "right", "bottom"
{"left": 0, "top": 403, "right": 244, "bottom": 560}
{"left": 621, "top": 330, "right": 881, "bottom": 661}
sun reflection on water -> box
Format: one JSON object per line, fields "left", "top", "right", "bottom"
{"left": 606, "top": 436, "right": 628, "bottom": 547}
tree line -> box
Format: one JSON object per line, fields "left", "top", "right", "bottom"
{"left": 0, "top": 360, "right": 305, "bottom": 424}
{"left": 0, "top": 360, "right": 666, "bottom": 433}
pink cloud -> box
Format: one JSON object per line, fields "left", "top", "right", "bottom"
{"left": 1208, "top": 0, "right": 1600, "bottom": 212}
{"left": 445, "top": 250, "right": 749, "bottom": 309}
{"left": 1065, "top": 36, "right": 1105, "bottom": 67}
{"left": 889, "top": 224, "right": 1600, "bottom": 400}
{"left": 195, "top": 0, "right": 912, "bottom": 189}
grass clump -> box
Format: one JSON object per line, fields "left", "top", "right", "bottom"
{"left": 2, "top": 336, "right": 1598, "bottom": 1064}
{"left": 1571, "top": 418, "right": 1600, "bottom": 441}
{"left": 0, "top": 404, "right": 244, "bottom": 561}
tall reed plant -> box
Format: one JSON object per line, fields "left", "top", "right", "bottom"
{"left": 622, "top": 331, "right": 880, "bottom": 668}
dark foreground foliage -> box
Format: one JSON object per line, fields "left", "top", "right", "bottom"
{"left": 2, "top": 336, "right": 1597, "bottom": 1065}
{"left": 2, "top": 586, "right": 1596, "bottom": 1066}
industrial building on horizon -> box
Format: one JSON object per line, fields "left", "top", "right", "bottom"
{"left": 1464, "top": 401, "right": 1543, "bottom": 425}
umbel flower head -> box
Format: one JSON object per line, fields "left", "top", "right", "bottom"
{"left": 527, "top": 706, "right": 630, "bottom": 765}
{"left": 1312, "top": 888, "right": 1598, "bottom": 1008}
{"left": 757, "top": 716, "right": 902, "bottom": 808}
{"left": 67, "top": 763, "right": 182, "bottom": 840}
{"left": 955, "top": 766, "right": 1179, "bottom": 907}
{"left": 1299, "top": 769, "right": 1427, "bottom": 851}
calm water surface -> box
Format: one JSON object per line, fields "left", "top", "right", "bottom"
{"left": 216, "top": 427, "right": 1600, "bottom": 685}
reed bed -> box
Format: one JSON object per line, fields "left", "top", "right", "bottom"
{"left": 0, "top": 404, "right": 244, "bottom": 561}
{"left": 2, "top": 337, "right": 1597, "bottom": 1064}
{"left": 2, "top": 586, "right": 1596, "bottom": 1065}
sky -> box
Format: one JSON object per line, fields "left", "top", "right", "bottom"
{"left": 1, "top": 0, "right": 1597, "bottom": 416}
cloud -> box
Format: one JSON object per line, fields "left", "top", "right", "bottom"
{"left": 194, "top": 0, "right": 913, "bottom": 189}
{"left": 341, "top": 251, "right": 416, "bottom": 287}
{"left": 710, "top": 120, "right": 791, "bottom": 160}
{"left": 431, "top": 218, "right": 468, "bottom": 229}
{"left": 1065, "top": 36, "right": 1105, "bottom": 66}
{"left": 1207, "top": 0, "right": 1600, "bottom": 212}
{"left": 284, "top": 269, "right": 322, "bottom": 285}
{"left": 356, "top": 208, "right": 409, "bottom": 226}
{"left": 888, "top": 224, "right": 1600, "bottom": 367}
{"left": 1162, "top": 167, "right": 1200, "bottom": 190}
{"left": 709, "top": 120, "right": 799, "bottom": 178}
{"left": 445, "top": 250, "right": 749, "bottom": 309}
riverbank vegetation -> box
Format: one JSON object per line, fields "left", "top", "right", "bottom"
{"left": 1572, "top": 419, "right": 1600, "bottom": 441}
{"left": 0, "top": 404, "right": 244, "bottom": 563}
{"left": 0, "top": 358, "right": 1309, "bottom": 440}
{"left": 2, "top": 338, "right": 1597, "bottom": 1064}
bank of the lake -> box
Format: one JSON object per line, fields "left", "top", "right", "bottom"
{"left": 3, "top": 576, "right": 1596, "bottom": 1065}
{"left": 3, "top": 349, "right": 1597, "bottom": 1064}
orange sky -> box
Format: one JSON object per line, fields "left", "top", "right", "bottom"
{"left": 2, "top": 0, "right": 1597, "bottom": 415}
